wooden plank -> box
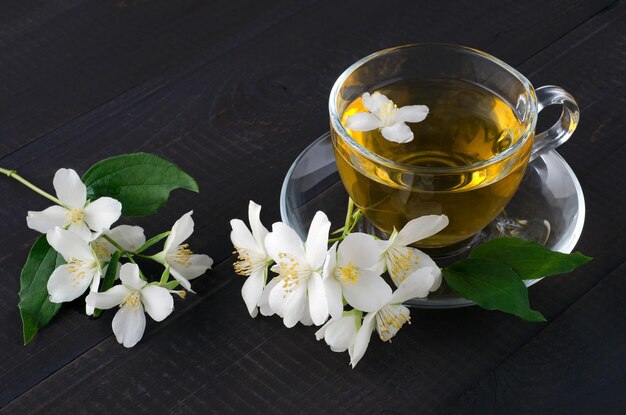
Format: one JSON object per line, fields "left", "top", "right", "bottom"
{"left": 444, "top": 4, "right": 626, "bottom": 412}
{"left": 0, "top": 0, "right": 318, "bottom": 158}
{"left": 0, "top": 0, "right": 619, "bottom": 410}
{"left": 453, "top": 262, "right": 626, "bottom": 414}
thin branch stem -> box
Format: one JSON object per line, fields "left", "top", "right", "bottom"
{"left": 343, "top": 198, "right": 355, "bottom": 230}
{"left": 102, "top": 234, "right": 148, "bottom": 280}
{"left": 102, "top": 234, "right": 126, "bottom": 253}
{"left": 0, "top": 167, "right": 67, "bottom": 208}
{"left": 328, "top": 198, "right": 362, "bottom": 243}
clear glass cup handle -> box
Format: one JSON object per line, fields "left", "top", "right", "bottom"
{"left": 530, "top": 85, "right": 580, "bottom": 161}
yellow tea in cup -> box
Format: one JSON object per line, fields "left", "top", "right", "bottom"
{"left": 330, "top": 44, "right": 579, "bottom": 249}
{"left": 333, "top": 79, "right": 532, "bottom": 247}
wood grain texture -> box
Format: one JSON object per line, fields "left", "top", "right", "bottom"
{"left": 0, "top": 0, "right": 318, "bottom": 157}
{"left": 0, "top": 0, "right": 622, "bottom": 412}
{"left": 449, "top": 3, "right": 626, "bottom": 413}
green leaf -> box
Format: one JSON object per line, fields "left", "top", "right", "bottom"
{"left": 470, "top": 237, "right": 592, "bottom": 280}
{"left": 82, "top": 153, "right": 199, "bottom": 217}
{"left": 443, "top": 258, "right": 545, "bottom": 322}
{"left": 93, "top": 251, "right": 121, "bottom": 318}
{"left": 134, "top": 231, "right": 170, "bottom": 254}
{"left": 18, "top": 236, "right": 65, "bottom": 345}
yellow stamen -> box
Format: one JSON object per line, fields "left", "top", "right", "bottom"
{"left": 274, "top": 252, "right": 309, "bottom": 296}
{"left": 337, "top": 261, "right": 361, "bottom": 285}
{"left": 232, "top": 247, "right": 264, "bottom": 277}
{"left": 376, "top": 305, "right": 411, "bottom": 342}
{"left": 379, "top": 100, "right": 398, "bottom": 127}
{"left": 387, "top": 247, "right": 420, "bottom": 282}
{"left": 91, "top": 241, "right": 111, "bottom": 261}
{"left": 121, "top": 291, "right": 142, "bottom": 312}
{"left": 173, "top": 244, "right": 193, "bottom": 268}
{"left": 65, "top": 257, "right": 97, "bottom": 288}
{"left": 65, "top": 208, "right": 86, "bottom": 226}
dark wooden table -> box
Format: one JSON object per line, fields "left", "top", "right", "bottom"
{"left": 1, "top": 0, "right": 625, "bottom": 413}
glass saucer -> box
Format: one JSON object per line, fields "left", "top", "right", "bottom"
{"left": 280, "top": 133, "right": 586, "bottom": 309}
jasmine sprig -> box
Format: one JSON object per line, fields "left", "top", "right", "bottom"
{"left": 231, "top": 198, "right": 591, "bottom": 368}
{"left": 6, "top": 153, "right": 211, "bottom": 346}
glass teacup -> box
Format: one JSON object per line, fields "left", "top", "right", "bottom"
{"left": 329, "top": 44, "right": 579, "bottom": 249}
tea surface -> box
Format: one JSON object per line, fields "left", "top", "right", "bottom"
{"left": 334, "top": 79, "right": 532, "bottom": 247}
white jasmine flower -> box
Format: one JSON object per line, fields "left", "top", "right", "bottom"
{"left": 230, "top": 201, "right": 270, "bottom": 318}
{"left": 323, "top": 233, "right": 391, "bottom": 319}
{"left": 264, "top": 211, "right": 331, "bottom": 328}
{"left": 27, "top": 168, "right": 122, "bottom": 241}
{"left": 46, "top": 227, "right": 102, "bottom": 303}
{"left": 86, "top": 225, "right": 146, "bottom": 316}
{"left": 315, "top": 310, "right": 362, "bottom": 354}
{"left": 379, "top": 215, "right": 449, "bottom": 289}
{"left": 154, "top": 211, "right": 213, "bottom": 292}
{"left": 350, "top": 267, "right": 436, "bottom": 368}
{"left": 91, "top": 225, "right": 146, "bottom": 263}
{"left": 345, "top": 92, "right": 429, "bottom": 143}
{"left": 86, "top": 263, "right": 174, "bottom": 348}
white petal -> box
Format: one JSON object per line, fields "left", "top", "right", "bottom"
{"left": 322, "top": 315, "right": 359, "bottom": 352}
{"left": 264, "top": 222, "right": 306, "bottom": 263}
{"left": 248, "top": 201, "right": 269, "bottom": 250}
{"left": 345, "top": 112, "right": 381, "bottom": 131}
{"left": 394, "top": 215, "right": 449, "bottom": 247}
{"left": 324, "top": 276, "right": 343, "bottom": 321}
{"left": 26, "top": 205, "right": 67, "bottom": 234}
{"left": 241, "top": 268, "right": 266, "bottom": 318}
{"left": 337, "top": 232, "right": 382, "bottom": 270}
{"left": 230, "top": 219, "right": 258, "bottom": 251}
{"left": 322, "top": 242, "right": 343, "bottom": 319}
{"left": 169, "top": 267, "right": 192, "bottom": 292}
{"left": 282, "top": 284, "right": 307, "bottom": 328}
{"left": 342, "top": 269, "right": 392, "bottom": 312}
{"left": 299, "top": 304, "right": 313, "bottom": 326}
{"left": 84, "top": 197, "right": 122, "bottom": 233}
{"left": 307, "top": 272, "right": 328, "bottom": 326}
{"left": 402, "top": 248, "right": 441, "bottom": 292}
{"left": 86, "top": 276, "right": 101, "bottom": 315}
{"left": 315, "top": 320, "right": 330, "bottom": 340}
{"left": 47, "top": 265, "right": 95, "bottom": 303}
{"left": 90, "top": 269, "right": 101, "bottom": 292}
{"left": 350, "top": 312, "right": 376, "bottom": 368}
{"left": 53, "top": 168, "right": 87, "bottom": 208}
{"left": 268, "top": 278, "right": 288, "bottom": 317}
{"left": 46, "top": 227, "right": 94, "bottom": 261}
{"left": 381, "top": 123, "right": 414, "bottom": 143}
{"left": 108, "top": 225, "right": 146, "bottom": 252}
{"left": 112, "top": 303, "right": 146, "bottom": 348}
{"left": 168, "top": 254, "right": 212, "bottom": 280}
{"left": 394, "top": 105, "right": 429, "bottom": 123}
{"left": 164, "top": 211, "right": 194, "bottom": 253}
{"left": 390, "top": 267, "right": 435, "bottom": 304}
{"left": 322, "top": 242, "right": 338, "bottom": 278}
{"left": 85, "top": 285, "right": 129, "bottom": 309}
{"left": 119, "top": 263, "right": 146, "bottom": 291}
{"left": 141, "top": 285, "right": 174, "bottom": 322}
{"left": 430, "top": 267, "right": 443, "bottom": 292}
{"left": 362, "top": 92, "right": 391, "bottom": 115}
{"left": 68, "top": 221, "right": 94, "bottom": 242}
{"left": 259, "top": 277, "right": 278, "bottom": 316}
{"left": 305, "top": 211, "right": 330, "bottom": 270}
